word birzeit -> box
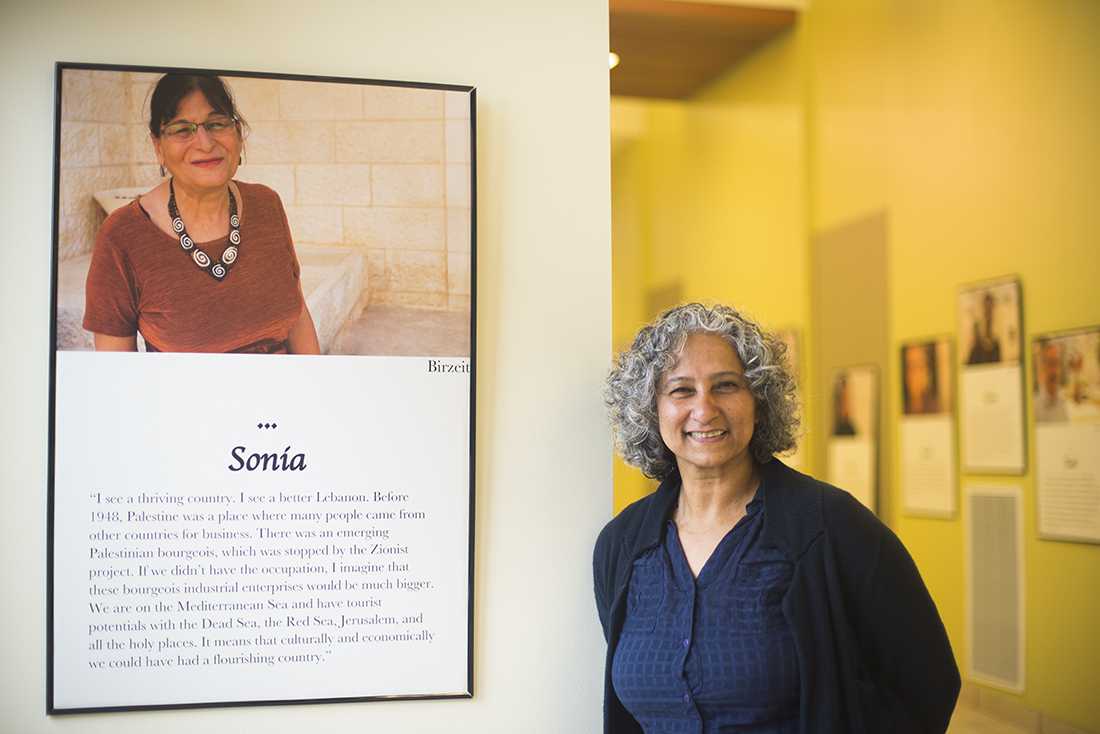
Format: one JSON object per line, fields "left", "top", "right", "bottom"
{"left": 427, "top": 359, "right": 470, "bottom": 374}
{"left": 228, "top": 445, "right": 307, "bottom": 472}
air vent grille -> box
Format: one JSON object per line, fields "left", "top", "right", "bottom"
{"left": 966, "top": 486, "right": 1024, "bottom": 692}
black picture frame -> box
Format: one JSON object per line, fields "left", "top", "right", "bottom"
{"left": 48, "top": 61, "right": 477, "bottom": 714}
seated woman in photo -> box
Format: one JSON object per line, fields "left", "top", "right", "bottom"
{"left": 84, "top": 73, "right": 320, "bottom": 354}
{"left": 594, "top": 303, "right": 959, "bottom": 734}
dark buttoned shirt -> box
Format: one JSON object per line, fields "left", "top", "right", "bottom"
{"left": 610, "top": 487, "right": 799, "bottom": 733}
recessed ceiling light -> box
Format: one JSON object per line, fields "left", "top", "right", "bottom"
{"left": 609, "top": 52, "right": 620, "bottom": 70}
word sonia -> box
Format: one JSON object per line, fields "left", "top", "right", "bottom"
{"left": 228, "top": 445, "right": 307, "bottom": 472}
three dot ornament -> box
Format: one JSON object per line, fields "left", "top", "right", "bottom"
{"left": 167, "top": 178, "right": 240, "bottom": 283}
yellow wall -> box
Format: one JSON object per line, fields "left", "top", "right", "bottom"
{"left": 612, "top": 1, "right": 1100, "bottom": 729}
{"left": 611, "top": 26, "right": 812, "bottom": 512}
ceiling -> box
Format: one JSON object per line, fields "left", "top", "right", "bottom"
{"left": 610, "top": 0, "right": 799, "bottom": 99}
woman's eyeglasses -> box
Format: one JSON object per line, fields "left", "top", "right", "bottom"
{"left": 160, "top": 116, "right": 238, "bottom": 142}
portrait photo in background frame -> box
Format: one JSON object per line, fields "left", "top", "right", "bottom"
{"left": 957, "top": 277, "right": 1025, "bottom": 474}
{"left": 826, "top": 365, "right": 878, "bottom": 512}
{"left": 901, "top": 339, "right": 953, "bottom": 417}
{"left": 49, "top": 63, "right": 476, "bottom": 713}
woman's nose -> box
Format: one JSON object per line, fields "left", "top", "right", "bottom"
{"left": 690, "top": 392, "right": 718, "bottom": 420}
{"left": 193, "top": 125, "right": 217, "bottom": 148}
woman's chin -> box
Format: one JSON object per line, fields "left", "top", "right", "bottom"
{"left": 676, "top": 452, "right": 752, "bottom": 477}
{"left": 174, "top": 169, "right": 233, "bottom": 191}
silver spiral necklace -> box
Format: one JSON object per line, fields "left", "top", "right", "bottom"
{"left": 167, "top": 178, "right": 240, "bottom": 282}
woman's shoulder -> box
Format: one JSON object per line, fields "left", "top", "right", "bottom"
{"left": 96, "top": 199, "right": 155, "bottom": 250}
{"left": 593, "top": 488, "right": 668, "bottom": 614}
{"left": 594, "top": 482, "right": 676, "bottom": 563}
{"left": 809, "top": 474, "right": 901, "bottom": 574}
{"left": 792, "top": 469, "right": 886, "bottom": 545}
{"left": 766, "top": 461, "right": 875, "bottom": 520}
{"left": 234, "top": 180, "right": 290, "bottom": 230}
{"left": 596, "top": 492, "right": 654, "bottom": 549}
{"left": 762, "top": 460, "right": 887, "bottom": 554}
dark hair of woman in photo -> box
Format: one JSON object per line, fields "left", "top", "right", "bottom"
{"left": 83, "top": 73, "right": 320, "bottom": 354}
{"left": 594, "top": 303, "right": 959, "bottom": 734}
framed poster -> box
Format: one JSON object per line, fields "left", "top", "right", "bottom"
{"left": 48, "top": 63, "right": 475, "bottom": 712}
{"left": 899, "top": 338, "right": 957, "bottom": 517}
{"left": 957, "top": 277, "right": 1026, "bottom": 474}
{"left": 1032, "top": 326, "right": 1100, "bottom": 544}
{"left": 826, "top": 365, "right": 878, "bottom": 511}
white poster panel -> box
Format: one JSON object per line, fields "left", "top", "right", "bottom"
{"left": 901, "top": 417, "right": 956, "bottom": 516}
{"left": 1037, "top": 424, "right": 1100, "bottom": 543}
{"left": 957, "top": 278, "right": 1025, "bottom": 474}
{"left": 827, "top": 438, "right": 875, "bottom": 510}
{"left": 1033, "top": 327, "right": 1100, "bottom": 544}
{"left": 53, "top": 353, "right": 471, "bottom": 709}
{"left": 961, "top": 367, "right": 1025, "bottom": 473}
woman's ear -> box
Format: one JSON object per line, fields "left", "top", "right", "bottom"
{"left": 151, "top": 135, "right": 165, "bottom": 177}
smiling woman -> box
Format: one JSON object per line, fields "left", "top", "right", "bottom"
{"left": 656, "top": 334, "right": 759, "bottom": 486}
{"left": 82, "top": 73, "right": 320, "bottom": 354}
{"left": 594, "top": 303, "right": 960, "bottom": 734}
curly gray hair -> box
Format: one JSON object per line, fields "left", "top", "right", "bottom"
{"left": 605, "top": 303, "right": 800, "bottom": 479}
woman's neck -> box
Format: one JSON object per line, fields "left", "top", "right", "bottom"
{"left": 676, "top": 459, "right": 760, "bottom": 529}
{"left": 173, "top": 180, "right": 229, "bottom": 227}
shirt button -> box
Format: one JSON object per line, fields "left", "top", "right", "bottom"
{"left": 682, "top": 693, "right": 690, "bottom": 703}
{"left": 682, "top": 638, "right": 689, "bottom": 648}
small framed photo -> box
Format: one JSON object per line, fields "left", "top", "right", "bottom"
{"left": 1032, "top": 325, "right": 1100, "bottom": 544}
{"left": 900, "top": 338, "right": 957, "bottom": 517}
{"left": 827, "top": 365, "right": 878, "bottom": 511}
{"left": 957, "top": 277, "right": 1025, "bottom": 474}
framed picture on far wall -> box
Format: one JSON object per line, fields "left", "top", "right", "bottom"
{"left": 49, "top": 62, "right": 475, "bottom": 713}
{"left": 1032, "top": 325, "right": 1100, "bottom": 544}
{"left": 826, "top": 365, "right": 878, "bottom": 512}
{"left": 957, "top": 277, "right": 1025, "bottom": 474}
{"left": 899, "top": 338, "right": 957, "bottom": 517}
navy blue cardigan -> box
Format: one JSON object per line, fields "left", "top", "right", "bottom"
{"left": 593, "top": 459, "right": 960, "bottom": 734}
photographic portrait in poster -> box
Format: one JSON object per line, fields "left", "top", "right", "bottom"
{"left": 826, "top": 366, "right": 878, "bottom": 511}
{"left": 49, "top": 63, "right": 475, "bottom": 712}
{"left": 899, "top": 339, "right": 957, "bottom": 517}
{"left": 774, "top": 329, "right": 805, "bottom": 471}
{"left": 1033, "top": 326, "right": 1100, "bottom": 544}
{"left": 957, "top": 277, "right": 1025, "bottom": 474}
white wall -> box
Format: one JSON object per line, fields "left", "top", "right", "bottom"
{"left": 0, "top": 2, "right": 611, "bottom": 732}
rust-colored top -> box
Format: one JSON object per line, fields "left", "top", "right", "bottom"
{"left": 83, "top": 182, "right": 303, "bottom": 354}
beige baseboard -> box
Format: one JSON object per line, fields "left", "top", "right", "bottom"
{"left": 959, "top": 682, "right": 1096, "bottom": 734}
